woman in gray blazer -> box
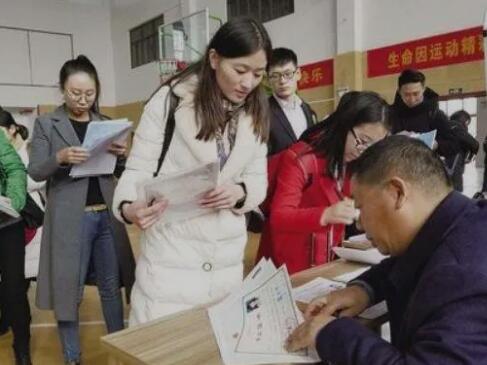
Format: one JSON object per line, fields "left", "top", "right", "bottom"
{"left": 28, "top": 55, "right": 135, "bottom": 365}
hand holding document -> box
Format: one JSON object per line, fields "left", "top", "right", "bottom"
{"left": 333, "top": 234, "right": 388, "bottom": 265}
{"left": 70, "top": 119, "right": 132, "bottom": 177}
{"left": 141, "top": 160, "right": 220, "bottom": 225}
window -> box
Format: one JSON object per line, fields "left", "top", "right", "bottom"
{"left": 227, "top": 0, "right": 294, "bottom": 23}
{"left": 439, "top": 97, "right": 478, "bottom": 137}
{"left": 130, "top": 14, "right": 165, "bottom": 69}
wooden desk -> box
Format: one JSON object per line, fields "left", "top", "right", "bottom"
{"left": 101, "top": 260, "right": 370, "bottom": 365}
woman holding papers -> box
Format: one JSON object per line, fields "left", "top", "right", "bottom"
{"left": 113, "top": 18, "right": 271, "bottom": 325}
{"left": 0, "top": 125, "right": 31, "bottom": 364}
{"left": 260, "top": 91, "right": 390, "bottom": 274}
{"left": 28, "top": 55, "right": 135, "bottom": 364}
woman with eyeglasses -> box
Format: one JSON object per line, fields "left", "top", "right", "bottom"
{"left": 258, "top": 91, "right": 391, "bottom": 274}
{"left": 28, "top": 55, "right": 135, "bottom": 365}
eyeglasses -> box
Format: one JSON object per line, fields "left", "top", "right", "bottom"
{"left": 268, "top": 70, "right": 297, "bottom": 82}
{"left": 350, "top": 128, "right": 372, "bottom": 150}
{"left": 65, "top": 89, "right": 96, "bottom": 102}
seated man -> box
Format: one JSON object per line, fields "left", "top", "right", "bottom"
{"left": 286, "top": 135, "right": 487, "bottom": 364}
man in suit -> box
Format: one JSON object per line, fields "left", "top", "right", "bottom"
{"left": 267, "top": 48, "right": 316, "bottom": 156}
{"left": 286, "top": 136, "right": 487, "bottom": 364}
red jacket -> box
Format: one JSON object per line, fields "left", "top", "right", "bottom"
{"left": 257, "top": 141, "right": 350, "bottom": 274}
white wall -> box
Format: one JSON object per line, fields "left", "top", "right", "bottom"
{"left": 263, "top": 0, "right": 336, "bottom": 65}
{"left": 110, "top": 0, "right": 226, "bottom": 105}
{"left": 362, "top": 0, "right": 487, "bottom": 50}
{"left": 0, "top": 0, "right": 116, "bottom": 108}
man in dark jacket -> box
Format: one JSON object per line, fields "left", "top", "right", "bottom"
{"left": 391, "top": 69, "right": 459, "bottom": 158}
{"left": 286, "top": 136, "right": 487, "bottom": 364}
{"left": 446, "top": 110, "right": 479, "bottom": 191}
{"left": 267, "top": 48, "right": 316, "bottom": 156}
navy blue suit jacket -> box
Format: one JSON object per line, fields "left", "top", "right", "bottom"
{"left": 316, "top": 192, "right": 487, "bottom": 364}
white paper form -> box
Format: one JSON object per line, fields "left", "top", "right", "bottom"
{"left": 293, "top": 277, "right": 345, "bottom": 304}
{"left": 333, "top": 247, "right": 388, "bottom": 265}
{"left": 333, "top": 267, "right": 370, "bottom": 283}
{"left": 209, "top": 266, "right": 319, "bottom": 365}
{"left": 70, "top": 119, "right": 132, "bottom": 178}
{"left": 143, "top": 160, "right": 219, "bottom": 225}
{"left": 0, "top": 196, "right": 20, "bottom": 218}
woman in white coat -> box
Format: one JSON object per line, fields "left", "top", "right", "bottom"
{"left": 113, "top": 17, "right": 272, "bottom": 325}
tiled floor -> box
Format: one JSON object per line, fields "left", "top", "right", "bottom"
{"left": 0, "top": 165, "right": 483, "bottom": 364}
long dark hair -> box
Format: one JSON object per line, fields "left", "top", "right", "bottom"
{"left": 152, "top": 17, "right": 272, "bottom": 142}
{"left": 304, "top": 91, "right": 391, "bottom": 177}
{"left": 0, "top": 109, "right": 29, "bottom": 141}
{"left": 59, "top": 55, "right": 101, "bottom": 113}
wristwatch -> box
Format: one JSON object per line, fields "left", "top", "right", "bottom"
{"left": 118, "top": 200, "right": 133, "bottom": 225}
{"left": 234, "top": 182, "right": 247, "bottom": 209}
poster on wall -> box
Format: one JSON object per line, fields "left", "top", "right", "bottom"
{"left": 367, "top": 26, "right": 484, "bottom": 78}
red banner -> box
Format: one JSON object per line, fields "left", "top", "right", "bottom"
{"left": 367, "top": 26, "right": 484, "bottom": 78}
{"left": 298, "top": 59, "right": 334, "bottom": 89}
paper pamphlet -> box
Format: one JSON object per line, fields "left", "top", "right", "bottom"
{"left": 70, "top": 119, "right": 132, "bottom": 178}
{"left": 333, "top": 246, "right": 388, "bottom": 265}
{"left": 208, "top": 258, "right": 320, "bottom": 365}
{"left": 142, "top": 160, "right": 220, "bottom": 225}
{"left": 412, "top": 129, "right": 437, "bottom": 149}
{"left": 292, "top": 277, "right": 345, "bottom": 304}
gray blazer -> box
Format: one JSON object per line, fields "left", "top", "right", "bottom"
{"left": 28, "top": 105, "right": 135, "bottom": 321}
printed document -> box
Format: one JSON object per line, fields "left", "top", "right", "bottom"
{"left": 292, "top": 277, "right": 345, "bottom": 304}
{"left": 209, "top": 259, "right": 320, "bottom": 365}
{"left": 70, "top": 119, "right": 132, "bottom": 178}
{"left": 142, "top": 160, "right": 220, "bottom": 224}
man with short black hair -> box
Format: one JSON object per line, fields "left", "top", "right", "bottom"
{"left": 392, "top": 68, "right": 459, "bottom": 158}
{"left": 286, "top": 135, "right": 487, "bottom": 364}
{"left": 266, "top": 48, "right": 316, "bottom": 156}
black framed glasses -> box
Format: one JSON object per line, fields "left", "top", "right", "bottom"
{"left": 350, "top": 128, "right": 372, "bottom": 150}
{"left": 268, "top": 69, "right": 297, "bottom": 82}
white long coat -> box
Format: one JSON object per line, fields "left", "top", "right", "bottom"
{"left": 113, "top": 76, "right": 267, "bottom": 325}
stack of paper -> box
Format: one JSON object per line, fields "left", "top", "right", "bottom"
{"left": 142, "top": 160, "right": 220, "bottom": 225}
{"left": 70, "top": 119, "right": 132, "bottom": 178}
{"left": 208, "top": 259, "right": 320, "bottom": 365}
{"left": 333, "top": 246, "right": 388, "bottom": 265}
{"left": 292, "top": 277, "right": 345, "bottom": 304}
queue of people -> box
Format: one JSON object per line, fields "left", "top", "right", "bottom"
{"left": 1, "top": 15, "right": 487, "bottom": 365}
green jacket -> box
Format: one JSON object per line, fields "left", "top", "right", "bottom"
{"left": 0, "top": 130, "right": 26, "bottom": 212}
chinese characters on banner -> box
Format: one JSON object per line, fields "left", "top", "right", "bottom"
{"left": 367, "top": 27, "right": 484, "bottom": 77}
{"left": 298, "top": 59, "right": 334, "bottom": 90}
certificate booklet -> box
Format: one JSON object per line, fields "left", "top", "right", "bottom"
{"left": 208, "top": 259, "right": 320, "bottom": 365}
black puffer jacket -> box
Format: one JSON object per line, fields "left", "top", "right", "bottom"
{"left": 391, "top": 87, "right": 460, "bottom": 158}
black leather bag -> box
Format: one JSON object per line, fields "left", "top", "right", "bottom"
{"left": 20, "top": 193, "right": 44, "bottom": 228}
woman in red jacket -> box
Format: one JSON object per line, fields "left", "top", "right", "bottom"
{"left": 260, "top": 91, "right": 391, "bottom": 274}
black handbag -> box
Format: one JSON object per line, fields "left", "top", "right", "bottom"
{"left": 20, "top": 193, "right": 44, "bottom": 228}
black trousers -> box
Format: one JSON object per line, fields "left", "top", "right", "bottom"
{"left": 0, "top": 221, "right": 31, "bottom": 352}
